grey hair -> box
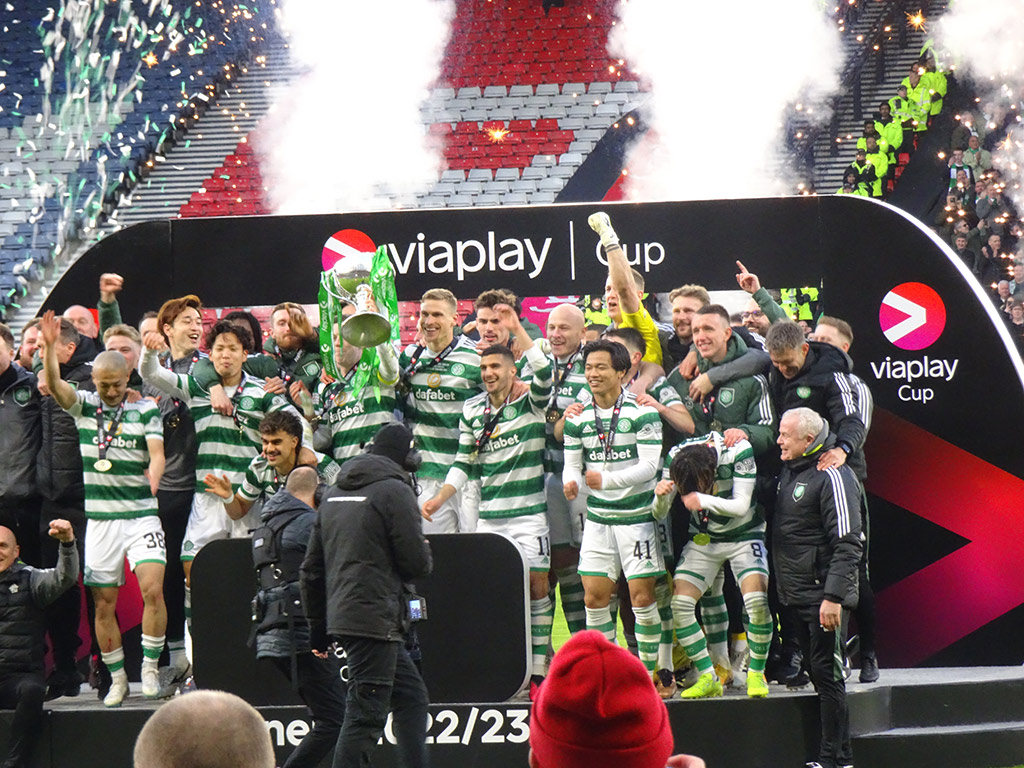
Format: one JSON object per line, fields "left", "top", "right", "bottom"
{"left": 782, "top": 407, "right": 824, "bottom": 440}
{"left": 765, "top": 321, "right": 806, "bottom": 354}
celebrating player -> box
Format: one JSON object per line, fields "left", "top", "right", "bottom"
{"left": 424, "top": 303, "right": 553, "bottom": 690}
{"left": 655, "top": 433, "right": 773, "bottom": 699}
{"left": 39, "top": 311, "right": 168, "bottom": 707}
{"left": 562, "top": 339, "right": 665, "bottom": 678}
{"left": 399, "top": 288, "right": 482, "bottom": 533}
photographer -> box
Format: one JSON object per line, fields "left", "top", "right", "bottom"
{"left": 301, "top": 423, "right": 432, "bottom": 768}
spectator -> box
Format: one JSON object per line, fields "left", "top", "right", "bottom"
{"left": 845, "top": 149, "right": 876, "bottom": 197}
{"left": 995, "top": 281, "right": 1013, "bottom": 314}
{"left": 1006, "top": 301, "right": 1024, "bottom": 352}
{"left": 0, "top": 323, "right": 42, "bottom": 569}
{"left": 978, "top": 234, "right": 1004, "bottom": 285}
{"left": 950, "top": 110, "right": 984, "bottom": 151}
{"left": 529, "top": 631, "right": 705, "bottom": 768}
{"left": 1009, "top": 263, "right": 1024, "bottom": 301}
{"left": 977, "top": 184, "right": 1013, "bottom": 237}
{"left": 133, "top": 690, "right": 275, "bottom": 768}
{"left": 947, "top": 148, "right": 974, "bottom": 190}
{"left": 964, "top": 135, "right": 993, "bottom": 174}
{"left": 0, "top": 519, "right": 78, "bottom": 768}
{"left": 953, "top": 234, "right": 980, "bottom": 277}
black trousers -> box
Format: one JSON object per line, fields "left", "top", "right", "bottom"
{"left": 157, "top": 489, "right": 193, "bottom": 645}
{"left": 39, "top": 500, "right": 86, "bottom": 675}
{"left": 333, "top": 635, "right": 429, "bottom": 768}
{"left": 270, "top": 654, "right": 347, "bottom": 768}
{"left": 853, "top": 493, "right": 876, "bottom": 658}
{"left": 792, "top": 603, "right": 852, "bottom": 768}
{"left": 0, "top": 498, "right": 41, "bottom": 568}
{"left": 0, "top": 673, "right": 46, "bottom": 768}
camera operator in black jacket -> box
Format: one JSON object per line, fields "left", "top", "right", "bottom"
{"left": 301, "top": 423, "right": 432, "bottom": 768}
{"left": 774, "top": 407, "right": 862, "bottom": 768}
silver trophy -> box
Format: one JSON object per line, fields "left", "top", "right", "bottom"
{"left": 326, "top": 252, "right": 392, "bottom": 348}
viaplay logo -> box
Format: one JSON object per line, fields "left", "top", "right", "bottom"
{"left": 879, "top": 282, "right": 946, "bottom": 351}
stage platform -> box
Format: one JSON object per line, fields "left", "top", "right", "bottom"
{"left": 5, "top": 667, "right": 1024, "bottom": 768}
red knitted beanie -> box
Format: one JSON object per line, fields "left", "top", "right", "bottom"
{"left": 530, "top": 631, "right": 675, "bottom": 768}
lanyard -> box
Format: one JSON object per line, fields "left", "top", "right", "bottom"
{"left": 96, "top": 398, "right": 127, "bottom": 461}
{"left": 229, "top": 375, "right": 251, "bottom": 432}
{"left": 403, "top": 338, "right": 458, "bottom": 379}
{"left": 165, "top": 353, "right": 201, "bottom": 411}
{"left": 474, "top": 390, "right": 512, "bottom": 454}
{"left": 550, "top": 347, "right": 581, "bottom": 406}
{"left": 274, "top": 344, "right": 301, "bottom": 383}
{"left": 592, "top": 389, "right": 624, "bottom": 462}
{"left": 319, "top": 365, "right": 359, "bottom": 419}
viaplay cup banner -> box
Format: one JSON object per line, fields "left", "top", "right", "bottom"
{"left": 43, "top": 196, "right": 1024, "bottom": 667}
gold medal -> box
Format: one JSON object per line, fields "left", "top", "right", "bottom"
{"left": 94, "top": 459, "right": 113, "bottom": 473}
{"left": 693, "top": 532, "right": 711, "bottom": 546}
{"left": 546, "top": 407, "right": 562, "bottom": 423}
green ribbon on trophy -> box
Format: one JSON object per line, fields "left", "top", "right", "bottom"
{"left": 318, "top": 245, "right": 398, "bottom": 400}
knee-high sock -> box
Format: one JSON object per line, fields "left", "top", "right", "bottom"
{"left": 101, "top": 647, "right": 127, "bottom": 682}
{"left": 671, "top": 594, "right": 713, "bottom": 675}
{"left": 141, "top": 634, "right": 164, "bottom": 673}
{"left": 585, "top": 605, "right": 616, "bottom": 642}
{"left": 555, "top": 564, "right": 586, "bottom": 635}
{"left": 632, "top": 602, "right": 661, "bottom": 674}
{"left": 530, "top": 597, "right": 554, "bottom": 677}
{"left": 655, "top": 578, "right": 674, "bottom": 671}
{"left": 700, "top": 588, "right": 729, "bottom": 669}
{"left": 743, "top": 591, "right": 772, "bottom": 674}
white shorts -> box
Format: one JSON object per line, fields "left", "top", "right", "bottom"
{"left": 579, "top": 519, "right": 665, "bottom": 582}
{"left": 545, "top": 473, "right": 585, "bottom": 548}
{"left": 459, "top": 478, "right": 481, "bottom": 534}
{"left": 182, "top": 491, "right": 233, "bottom": 562}
{"left": 478, "top": 512, "right": 550, "bottom": 572}
{"left": 84, "top": 516, "right": 166, "bottom": 588}
{"left": 418, "top": 477, "right": 461, "bottom": 534}
{"left": 674, "top": 539, "right": 769, "bottom": 592}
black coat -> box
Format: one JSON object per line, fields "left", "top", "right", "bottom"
{"left": 768, "top": 341, "right": 866, "bottom": 480}
{"left": 300, "top": 453, "right": 432, "bottom": 644}
{"left": 0, "top": 364, "right": 41, "bottom": 505}
{"left": 36, "top": 342, "right": 96, "bottom": 504}
{"left": 773, "top": 433, "right": 863, "bottom": 609}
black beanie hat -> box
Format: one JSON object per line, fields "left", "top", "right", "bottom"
{"left": 368, "top": 423, "right": 416, "bottom": 467}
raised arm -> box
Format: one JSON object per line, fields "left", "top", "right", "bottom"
{"left": 39, "top": 311, "right": 77, "bottom": 410}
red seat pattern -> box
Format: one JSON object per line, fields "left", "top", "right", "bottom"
{"left": 177, "top": 136, "right": 269, "bottom": 219}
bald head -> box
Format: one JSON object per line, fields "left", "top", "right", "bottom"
{"left": 63, "top": 305, "right": 98, "bottom": 338}
{"left": 0, "top": 526, "right": 20, "bottom": 574}
{"left": 546, "top": 303, "right": 586, "bottom": 359}
{"left": 93, "top": 350, "right": 130, "bottom": 376}
{"left": 133, "top": 690, "right": 274, "bottom": 768}
{"left": 285, "top": 465, "right": 320, "bottom": 509}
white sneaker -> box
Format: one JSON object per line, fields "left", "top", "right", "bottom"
{"left": 103, "top": 676, "right": 129, "bottom": 708}
{"left": 142, "top": 666, "right": 160, "bottom": 698}
{"left": 587, "top": 211, "right": 612, "bottom": 236}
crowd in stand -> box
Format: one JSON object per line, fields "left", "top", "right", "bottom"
{"left": 0, "top": 208, "right": 878, "bottom": 768}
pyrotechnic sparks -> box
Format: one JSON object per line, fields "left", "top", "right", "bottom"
{"left": 487, "top": 126, "right": 511, "bottom": 143}
{"left": 906, "top": 10, "right": 926, "bottom": 30}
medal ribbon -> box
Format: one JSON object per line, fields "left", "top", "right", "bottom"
{"left": 474, "top": 390, "right": 512, "bottom": 454}
{"left": 549, "top": 347, "right": 581, "bottom": 410}
{"left": 95, "top": 398, "right": 127, "bottom": 463}
{"left": 592, "top": 389, "right": 625, "bottom": 463}
{"left": 229, "top": 376, "right": 251, "bottom": 432}
{"left": 402, "top": 338, "right": 459, "bottom": 381}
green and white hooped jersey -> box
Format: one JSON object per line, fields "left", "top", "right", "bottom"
{"left": 161, "top": 372, "right": 298, "bottom": 493}
{"left": 665, "top": 431, "right": 763, "bottom": 542}
{"left": 446, "top": 348, "right": 553, "bottom": 519}
{"left": 238, "top": 450, "right": 341, "bottom": 503}
{"left": 66, "top": 391, "right": 163, "bottom": 520}
{"left": 544, "top": 349, "right": 588, "bottom": 475}
{"left": 318, "top": 376, "right": 397, "bottom": 467}
{"left": 563, "top": 392, "right": 662, "bottom": 525}
{"left": 400, "top": 336, "right": 483, "bottom": 480}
